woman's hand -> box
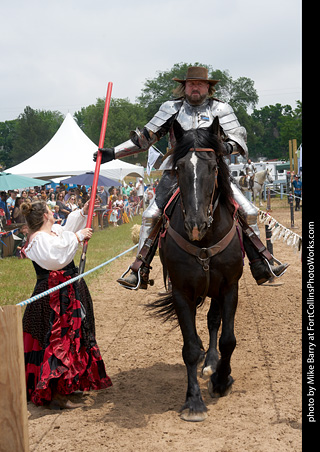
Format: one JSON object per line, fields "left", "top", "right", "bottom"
{"left": 80, "top": 228, "right": 93, "bottom": 240}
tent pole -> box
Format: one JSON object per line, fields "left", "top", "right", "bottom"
{"left": 79, "top": 82, "right": 113, "bottom": 275}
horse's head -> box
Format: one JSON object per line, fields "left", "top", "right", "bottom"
{"left": 266, "top": 168, "right": 274, "bottom": 183}
{"left": 172, "top": 117, "right": 227, "bottom": 241}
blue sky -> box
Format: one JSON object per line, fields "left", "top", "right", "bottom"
{"left": 0, "top": 0, "right": 302, "bottom": 122}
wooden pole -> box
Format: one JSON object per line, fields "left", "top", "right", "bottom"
{"left": 292, "top": 139, "right": 298, "bottom": 175}
{"left": 0, "top": 306, "right": 29, "bottom": 452}
{"left": 289, "top": 140, "right": 293, "bottom": 173}
{"left": 266, "top": 186, "right": 271, "bottom": 212}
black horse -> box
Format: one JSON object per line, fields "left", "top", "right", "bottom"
{"left": 147, "top": 118, "right": 244, "bottom": 422}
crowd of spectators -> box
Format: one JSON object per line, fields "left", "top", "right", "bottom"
{"left": 0, "top": 178, "right": 159, "bottom": 258}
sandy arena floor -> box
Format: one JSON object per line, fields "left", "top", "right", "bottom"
{"left": 27, "top": 207, "right": 302, "bottom": 452}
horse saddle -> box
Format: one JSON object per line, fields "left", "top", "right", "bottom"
{"left": 239, "top": 175, "right": 254, "bottom": 190}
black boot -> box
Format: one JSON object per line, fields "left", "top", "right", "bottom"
{"left": 249, "top": 258, "right": 289, "bottom": 285}
{"left": 242, "top": 232, "right": 289, "bottom": 285}
{"left": 117, "top": 266, "right": 154, "bottom": 290}
{"left": 117, "top": 270, "right": 140, "bottom": 289}
{"left": 117, "top": 224, "right": 161, "bottom": 290}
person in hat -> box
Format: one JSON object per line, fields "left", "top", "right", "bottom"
{"left": 291, "top": 173, "right": 302, "bottom": 211}
{"left": 94, "top": 66, "right": 288, "bottom": 289}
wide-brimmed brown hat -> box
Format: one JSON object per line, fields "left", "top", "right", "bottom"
{"left": 172, "top": 66, "right": 219, "bottom": 86}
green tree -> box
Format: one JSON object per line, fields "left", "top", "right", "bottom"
{"left": 74, "top": 98, "right": 148, "bottom": 165}
{"left": 250, "top": 102, "right": 302, "bottom": 160}
{"left": 137, "top": 63, "right": 259, "bottom": 116}
{"left": 10, "top": 107, "right": 64, "bottom": 166}
{"left": 210, "top": 70, "right": 259, "bottom": 112}
{"left": 278, "top": 101, "right": 302, "bottom": 149}
{"left": 0, "top": 119, "right": 18, "bottom": 169}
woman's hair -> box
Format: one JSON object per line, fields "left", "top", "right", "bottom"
{"left": 14, "top": 197, "right": 23, "bottom": 207}
{"left": 20, "top": 200, "right": 47, "bottom": 232}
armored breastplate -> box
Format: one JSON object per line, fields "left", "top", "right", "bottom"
{"left": 115, "top": 97, "right": 247, "bottom": 161}
{"left": 176, "top": 99, "right": 215, "bottom": 130}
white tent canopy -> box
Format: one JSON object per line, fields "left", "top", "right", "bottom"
{"left": 7, "top": 113, "right": 144, "bottom": 180}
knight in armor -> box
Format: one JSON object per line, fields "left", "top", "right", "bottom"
{"left": 94, "top": 66, "right": 288, "bottom": 289}
{"left": 243, "top": 158, "right": 256, "bottom": 190}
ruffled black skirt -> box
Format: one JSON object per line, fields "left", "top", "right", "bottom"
{"left": 23, "top": 261, "right": 112, "bottom": 405}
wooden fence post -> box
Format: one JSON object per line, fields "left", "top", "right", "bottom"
{"left": 0, "top": 305, "right": 29, "bottom": 452}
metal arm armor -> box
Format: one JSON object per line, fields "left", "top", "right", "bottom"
{"left": 145, "top": 100, "right": 182, "bottom": 135}
{"left": 113, "top": 100, "right": 181, "bottom": 159}
{"left": 114, "top": 128, "right": 158, "bottom": 159}
{"left": 211, "top": 102, "right": 248, "bottom": 158}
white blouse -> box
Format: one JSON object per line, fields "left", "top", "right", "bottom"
{"left": 25, "top": 209, "right": 88, "bottom": 271}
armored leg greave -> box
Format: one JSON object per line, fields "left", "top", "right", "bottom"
{"left": 230, "top": 182, "right": 289, "bottom": 283}
{"left": 117, "top": 172, "right": 177, "bottom": 289}
{"left": 137, "top": 199, "right": 162, "bottom": 253}
{"left": 137, "top": 171, "right": 178, "bottom": 253}
{"left": 231, "top": 182, "right": 260, "bottom": 236}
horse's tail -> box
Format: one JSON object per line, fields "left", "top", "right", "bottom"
{"left": 145, "top": 293, "right": 177, "bottom": 324}
{"left": 145, "top": 292, "right": 205, "bottom": 324}
{"left": 146, "top": 248, "right": 178, "bottom": 324}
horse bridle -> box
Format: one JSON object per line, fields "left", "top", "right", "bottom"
{"left": 179, "top": 147, "right": 219, "bottom": 227}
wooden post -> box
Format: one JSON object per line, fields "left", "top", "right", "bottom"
{"left": 289, "top": 192, "right": 295, "bottom": 228}
{"left": 292, "top": 139, "right": 298, "bottom": 175}
{"left": 0, "top": 305, "right": 29, "bottom": 452}
{"left": 288, "top": 140, "right": 293, "bottom": 173}
{"left": 266, "top": 187, "right": 271, "bottom": 212}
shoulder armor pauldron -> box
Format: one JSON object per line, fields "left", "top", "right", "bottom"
{"left": 145, "top": 100, "right": 183, "bottom": 133}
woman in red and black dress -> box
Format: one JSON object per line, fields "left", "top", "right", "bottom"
{"left": 21, "top": 199, "right": 112, "bottom": 409}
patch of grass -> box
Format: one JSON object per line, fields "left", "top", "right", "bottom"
{"left": 0, "top": 216, "right": 141, "bottom": 307}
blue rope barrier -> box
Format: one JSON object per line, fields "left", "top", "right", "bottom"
{"left": 16, "top": 244, "right": 138, "bottom": 307}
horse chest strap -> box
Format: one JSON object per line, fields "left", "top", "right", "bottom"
{"left": 166, "top": 221, "right": 237, "bottom": 267}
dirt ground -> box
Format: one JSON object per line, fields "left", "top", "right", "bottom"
{"left": 27, "top": 206, "right": 302, "bottom": 452}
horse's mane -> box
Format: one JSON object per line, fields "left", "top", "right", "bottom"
{"left": 171, "top": 125, "right": 234, "bottom": 214}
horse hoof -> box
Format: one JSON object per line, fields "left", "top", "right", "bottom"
{"left": 201, "top": 365, "right": 214, "bottom": 379}
{"left": 208, "top": 376, "right": 234, "bottom": 398}
{"left": 180, "top": 410, "right": 208, "bottom": 422}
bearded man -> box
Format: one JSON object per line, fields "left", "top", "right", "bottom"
{"left": 95, "top": 66, "right": 288, "bottom": 289}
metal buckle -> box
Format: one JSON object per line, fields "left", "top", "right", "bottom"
{"left": 199, "top": 248, "right": 209, "bottom": 260}
{"left": 197, "top": 249, "right": 211, "bottom": 271}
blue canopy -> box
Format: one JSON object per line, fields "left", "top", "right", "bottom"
{"left": 60, "top": 172, "right": 121, "bottom": 187}
{"left": 0, "top": 172, "right": 49, "bottom": 191}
